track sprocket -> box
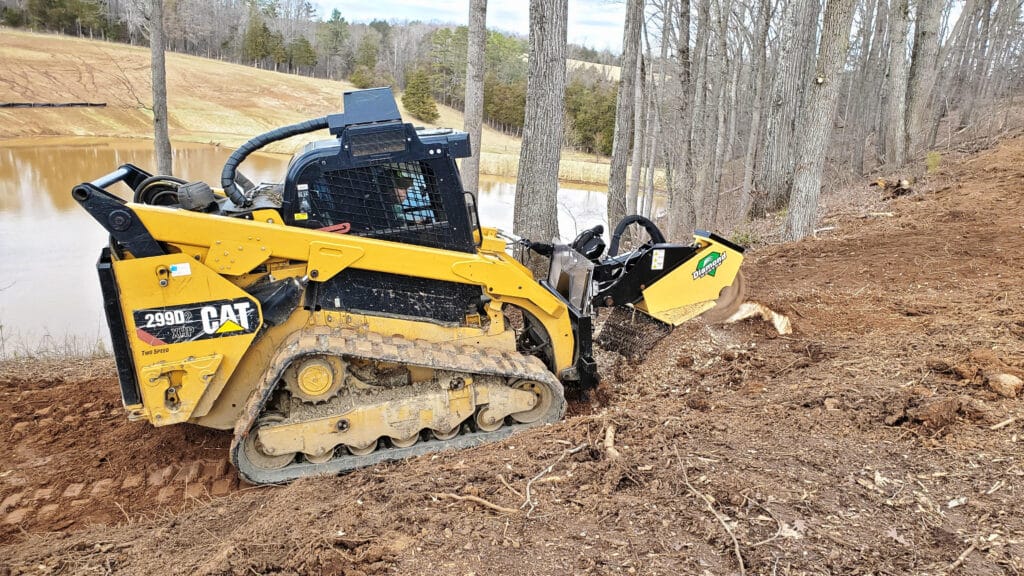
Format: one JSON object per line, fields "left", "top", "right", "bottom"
{"left": 282, "top": 355, "right": 346, "bottom": 403}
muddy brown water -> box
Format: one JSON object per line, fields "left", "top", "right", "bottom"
{"left": 0, "top": 138, "right": 613, "bottom": 350}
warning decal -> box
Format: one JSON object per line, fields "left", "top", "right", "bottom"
{"left": 132, "top": 298, "right": 260, "bottom": 345}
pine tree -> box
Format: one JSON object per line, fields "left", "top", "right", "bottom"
{"left": 403, "top": 70, "right": 439, "bottom": 123}
{"left": 288, "top": 37, "right": 316, "bottom": 74}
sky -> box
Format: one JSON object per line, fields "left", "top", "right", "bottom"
{"left": 314, "top": 0, "right": 628, "bottom": 54}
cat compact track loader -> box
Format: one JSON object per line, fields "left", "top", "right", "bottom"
{"left": 74, "top": 88, "right": 746, "bottom": 484}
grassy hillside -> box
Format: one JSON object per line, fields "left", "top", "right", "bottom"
{"left": 0, "top": 29, "right": 611, "bottom": 183}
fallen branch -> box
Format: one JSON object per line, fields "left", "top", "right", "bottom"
{"left": 604, "top": 425, "right": 621, "bottom": 459}
{"left": 946, "top": 540, "right": 978, "bottom": 573}
{"left": 675, "top": 447, "right": 745, "bottom": 576}
{"left": 433, "top": 492, "right": 519, "bottom": 515}
{"left": 988, "top": 417, "right": 1016, "bottom": 430}
{"left": 497, "top": 474, "right": 523, "bottom": 498}
{"left": 522, "top": 443, "right": 588, "bottom": 516}
{"left": 744, "top": 496, "right": 784, "bottom": 548}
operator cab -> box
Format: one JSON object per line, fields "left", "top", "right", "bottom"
{"left": 280, "top": 89, "right": 478, "bottom": 254}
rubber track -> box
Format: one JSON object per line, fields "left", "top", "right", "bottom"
{"left": 230, "top": 327, "right": 567, "bottom": 484}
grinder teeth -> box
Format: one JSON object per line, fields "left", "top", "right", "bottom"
{"left": 596, "top": 306, "right": 673, "bottom": 362}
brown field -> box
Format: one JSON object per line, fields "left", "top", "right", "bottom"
{"left": 0, "top": 29, "right": 613, "bottom": 184}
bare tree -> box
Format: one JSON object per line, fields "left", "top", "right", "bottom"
{"left": 666, "top": 0, "right": 697, "bottom": 239}
{"left": 752, "top": 0, "right": 818, "bottom": 217}
{"left": 628, "top": 54, "right": 646, "bottom": 216}
{"left": 906, "top": 0, "right": 943, "bottom": 155}
{"left": 513, "top": 0, "right": 568, "bottom": 249}
{"left": 150, "top": 0, "right": 172, "bottom": 174}
{"left": 847, "top": 0, "right": 884, "bottom": 175}
{"left": 462, "top": 0, "right": 487, "bottom": 195}
{"left": 607, "top": 0, "right": 645, "bottom": 231}
{"left": 739, "top": 0, "right": 771, "bottom": 216}
{"left": 784, "top": 0, "right": 858, "bottom": 240}
{"left": 883, "top": 0, "right": 911, "bottom": 166}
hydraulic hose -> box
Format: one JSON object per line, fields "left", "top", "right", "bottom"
{"left": 221, "top": 116, "right": 329, "bottom": 206}
{"left": 607, "top": 215, "right": 667, "bottom": 257}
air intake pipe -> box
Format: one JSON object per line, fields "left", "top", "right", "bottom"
{"left": 607, "top": 215, "right": 667, "bottom": 257}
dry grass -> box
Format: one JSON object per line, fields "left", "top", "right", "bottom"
{"left": 567, "top": 58, "right": 621, "bottom": 82}
{"left": 0, "top": 29, "right": 613, "bottom": 183}
{"left": 0, "top": 323, "right": 109, "bottom": 360}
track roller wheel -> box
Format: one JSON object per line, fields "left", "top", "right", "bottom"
{"left": 509, "top": 379, "right": 554, "bottom": 424}
{"left": 431, "top": 426, "right": 460, "bottom": 441}
{"left": 475, "top": 407, "right": 503, "bottom": 432}
{"left": 390, "top": 434, "right": 420, "bottom": 448}
{"left": 304, "top": 449, "right": 334, "bottom": 464}
{"left": 347, "top": 441, "right": 377, "bottom": 456}
{"left": 243, "top": 415, "right": 295, "bottom": 471}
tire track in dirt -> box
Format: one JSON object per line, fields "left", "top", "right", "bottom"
{"left": 0, "top": 365, "right": 243, "bottom": 535}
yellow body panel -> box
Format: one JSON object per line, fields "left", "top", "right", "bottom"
{"left": 139, "top": 353, "right": 222, "bottom": 423}
{"left": 111, "top": 254, "right": 263, "bottom": 425}
{"left": 637, "top": 235, "right": 745, "bottom": 326}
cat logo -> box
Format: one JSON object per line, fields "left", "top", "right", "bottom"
{"left": 133, "top": 298, "right": 259, "bottom": 345}
{"left": 200, "top": 302, "right": 253, "bottom": 335}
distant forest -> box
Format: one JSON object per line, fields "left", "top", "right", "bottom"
{"left": 0, "top": 0, "right": 622, "bottom": 154}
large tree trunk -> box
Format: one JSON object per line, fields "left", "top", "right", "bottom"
{"left": 703, "top": 0, "right": 733, "bottom": 229}
{"left": 689, "top": 0, "right": 712, "bottom": 225}
{"left": 629, "top": 55, "right": 646, "bottom": 216}
{"left": 607, "top": 0, "right": 644, "bottom": 231}
{"left": 462, "top": 0, "right": 487, "bottom": 195}
{"left": 848, "top": 0, "right": 881, "bottom": 175}
{"left": 151, "top": 0, "right": 172, "bottom": 175}
{"left": 883, "top": 0, "right": 911, "bottom": 166}
{"left": 513, "top": 0, "right": 568, "bottom": 251}
{"left": 739, "top": 0, "right": 770, "bottom": 216}
{"left": 667, "top": 0, "right": 696, "bottom": 239}
{"left": 784, "top": 0, "right": 857, "bottom": 240}
{"left": 905, "top": 0, "right": 943, "bottom": 155}
{"left": 751, "top": 0, "right": 816, "bottom": 218}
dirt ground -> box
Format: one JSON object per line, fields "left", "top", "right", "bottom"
{"left": 2, "top": 136, "right": 1023, "bottom": 575}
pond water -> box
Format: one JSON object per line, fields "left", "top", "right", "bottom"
{"left": 0, "top": 139, "right": 614, "bottom": 351}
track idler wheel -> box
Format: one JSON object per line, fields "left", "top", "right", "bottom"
{"left": 431, "top": 426, "right": 460, "bottom": 441}
{"left": 509, "top": 380, "right": 554, "bottom": 424}
{"left": 243, "top": 415, "right": 296, "bottom": 471}
{"left": 304, "top": 449, "right": 335, "bottom": 464}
